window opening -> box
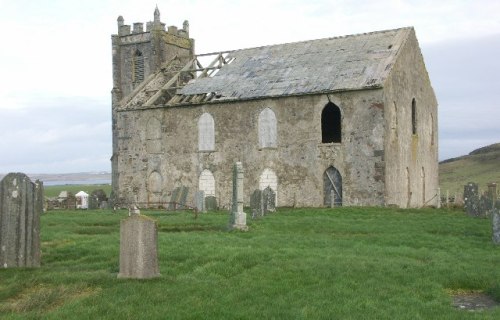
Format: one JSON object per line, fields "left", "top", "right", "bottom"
{"left": 133, "top": 50, "right": 144, "bottom": 84}
{"left": 411, "top": 98, "right": 417, "bottom": 135}
{"left": 321, "top": 102, "right": 341, "bottom": 143}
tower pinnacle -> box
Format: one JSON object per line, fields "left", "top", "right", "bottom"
{"left": 154, "top": 5, "right": 160, "bottom": 23}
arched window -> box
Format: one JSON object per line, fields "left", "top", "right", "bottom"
{"left": 133, "top": 50, "right": 144, "bottom": 85}
{"left": 411, "top": 98, "right": 417, "bottom": 135}
{"left": 146, "top": 117, "right": 162, "bottom": 153}
{"left": 323, "top": 166, "right": 342, "bottom": 206}
{"left": 258, "top": 108, "right": 277, "bottom": 148}
{"left": 199, "top": 169, "right": 215, "bottom": 197}
{"left": 321, "top": 102, "right": 341, "bottom": 143}
{"left": 198, "top": 113, "right": 215, "bottom": 151}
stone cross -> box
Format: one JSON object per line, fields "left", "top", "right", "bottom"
{"left": 0, "top": 173, "right": 42, "bottom": 268}
{"left": 229, "top": 162, "right": 248, "bottom": 230}
{"left": 118, "top": 214, "right": 160, "bottom": 279}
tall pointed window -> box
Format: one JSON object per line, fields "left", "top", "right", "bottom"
{"left": 321, "top": 102, "right": 342, "bottom": 143}
{"left": 146, "top": 117, "right": 162, "bottom": 153}
{"left": 258, "top": 108, "right": 277, "bottom": 148}
{"left": 133, "top": 50, "right": 144, "bottom": 85}
{"left": 198, "top": 113, "right": 215, "bottom": 151}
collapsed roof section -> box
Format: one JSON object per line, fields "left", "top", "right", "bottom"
{"left": 118, "top": 27, "right": 412, "bottom": 111}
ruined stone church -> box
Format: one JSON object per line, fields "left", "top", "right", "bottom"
{"left": 110, "top": 7, "right": 438, "bottom": 209}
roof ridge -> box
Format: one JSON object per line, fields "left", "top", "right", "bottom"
{"left": 199, "top": 26, "right": 414, "bottom": 55}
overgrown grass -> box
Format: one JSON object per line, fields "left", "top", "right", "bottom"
{"left": 1, "top": 207, "right": 499, "bottom": 319}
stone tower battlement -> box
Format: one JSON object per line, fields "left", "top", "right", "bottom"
{"left": 111, "top": 6, "right": 194, "bottom": 103}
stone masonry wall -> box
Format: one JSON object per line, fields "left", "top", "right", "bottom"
{"left": 114, "top": 89, "right": 386, "bottom": 208}
{"left": 383, "top": 29, "right": 438, "bottom": 208}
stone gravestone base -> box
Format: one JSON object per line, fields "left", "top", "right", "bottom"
{"left": 118, "top": 214, "right": 160, "bottom": 279}
{"left": 0, "top": 173, "right": 42, "bottom": 268}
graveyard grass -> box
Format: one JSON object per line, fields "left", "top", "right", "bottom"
{"left": 1, "top": 207, "right": 499, "bottom": 319}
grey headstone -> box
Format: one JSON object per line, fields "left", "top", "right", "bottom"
{"left": 229, "top": 162, "right": 248, "bottom": 231}
{"left": 178, "top": 186, "right": 189, "bottom": 208}
{"left": 262, "top": 186, "right": 276, "bottom": 213}
{"left": 195, "top": 191, "right": 206, "bottom": 213}
{"left": 168, "top": 187, "right": 181, "bottom": 210}
{"left": 0, "top": 173, "right": 42, "bottom": 268}
{"left": 492, "top": 208, "right": 500, "bottom": 245}
{"left": 464, "top": 182, "right": 480, "bottom": 217}
{"left": 205, "top": 196, "right": 217, "bottom": 211}
{"left": 250, "top": 189, "right": 263, "bottom": 218}
{"left": 118, "top": 215, "right": 160, "bottom": 279}
{"left": 89, "top": 189, "right": 108, "bottom": 209}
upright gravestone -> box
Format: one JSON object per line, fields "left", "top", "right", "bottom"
{"left": 0, "top": 173, "right": 42, "bottom": 268}
{"left": 262, "top": 186, "right": 276, "bottom": 213}
{"left": 229, "top": 162, "right": 248, "bottom": 231}
{"left": 118, "top": 210, "right": 160, "bottom": 279}
{"left": 195, "top": 191, "right": 206, "bottom": 213}
{"left": 168, "top": 187, "right": 182, "bottom": 210}
{"left": 492, "top": 208, "right": 500, "bottom": 245}
{"left": 178, "top": 186, "right": 189, "bottom": 209}
{"left": 205, "top": 196, "right": 218, "bottom": 211}
{"left": 464, "top": 182, "right": 480, "bottom": 217}
{"left": 250, "top": 189, "right": 263, "bottom": 218}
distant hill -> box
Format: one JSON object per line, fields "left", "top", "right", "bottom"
{"left": 439, "top": 143, "right": 500, "bottom": 196}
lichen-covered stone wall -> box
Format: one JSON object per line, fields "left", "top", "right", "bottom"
{"left": 113, "top": 89, "right": 387, "bottom": 208}
{"left": 383, "top": 29, "right": 439, "bottom": 208}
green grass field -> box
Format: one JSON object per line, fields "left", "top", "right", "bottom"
{"left": 1, "top": 207, "right": 499, "bottom": 319}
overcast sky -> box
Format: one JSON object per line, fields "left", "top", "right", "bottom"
{"left": 0, "top": 0, "right": 499, "bottom": 174}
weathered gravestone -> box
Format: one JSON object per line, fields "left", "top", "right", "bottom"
{"left": 178, "top": 186, "right": 189, "bottom": 209}
{"left": 229, "top": 162, "right": 247, "bottom": 231}
{"left": 492, "top": 208, "right": 500, "bottom": 245}
{"left": 88, "top": 189, "right": 108, "bottom": 209}
{"left": 0, "top": 173, "right": 42, "bottom": 268}
{"left": 262, "top": 186, "right": 276, "bottom": 213}
{"left": 168, "top": 187, "right": 182, "bottom": 210}
{"left": 464, "top": 182, "right": 481, "bottom": 217}
{"left": 118, "top": 211, "right": 160, "bottom": 279}
{"left": 250, "top": 189, "right": 264, "bottom": 218}
{"left": 195, "top": 191, "right": 206, "bottom": 213}
{"left": 205, "top": 196, "right": 217, "bottom": 211}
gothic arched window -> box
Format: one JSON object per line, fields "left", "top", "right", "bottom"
{"left": 321, "top": 102, "right": 341, "bottom": 143}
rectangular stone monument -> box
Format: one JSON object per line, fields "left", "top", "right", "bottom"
{"left": 250, "top": 189, "right": 263, "bottom": 218}
{"left": 229, "top": 162, "right": 248, "bottom": 231}
{"left": 205, "top": 196, "right": 217, "bottom": 211}
{"left": 118, "top": 214, "right": 160, "bottom": 279}
{"left": 464, "top": 182, "right": 480, "bottom": 217}
{"left": 0, "top": 173, "right": 42, "bottom": 268}
{"left": 195, "top": 191, "right": 206, "bottom": 213}
{"left": 178, "top": 186, "right": 189, "bottom": 209}
{"left": 168, "top": 187, "right": 181, "bottom": 210}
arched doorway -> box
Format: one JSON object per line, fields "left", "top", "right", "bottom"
{"left": 323, "top": 167, "right": 342, "bottom": 206}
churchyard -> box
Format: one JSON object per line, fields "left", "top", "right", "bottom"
{"left": 1, "top": 206, "right": 499, "bottom": 319}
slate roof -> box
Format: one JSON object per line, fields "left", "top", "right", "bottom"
{"left": 179, "top": 27, "right": 412, "bottom": 101}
